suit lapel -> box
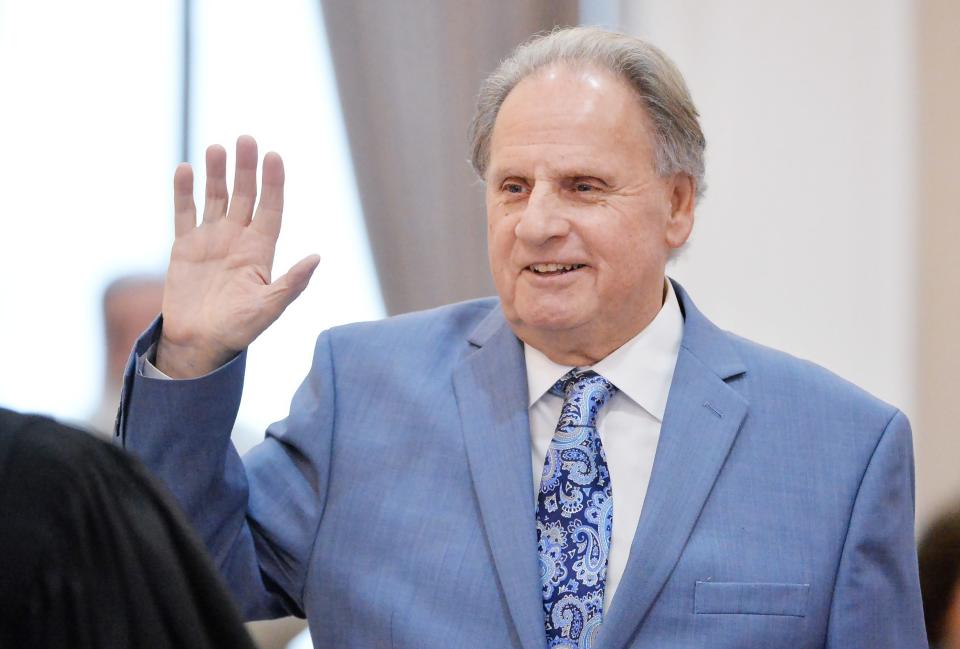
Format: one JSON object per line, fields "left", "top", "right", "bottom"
{"left": 597, "top": 282, "right": 749, "bottom": 649}
{"left": 453, "top": 309, "right": 544, "bottom": 649}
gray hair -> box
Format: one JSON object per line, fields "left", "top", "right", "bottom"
{"left": 469, "top": 26, "right": 706, "bottom": 201}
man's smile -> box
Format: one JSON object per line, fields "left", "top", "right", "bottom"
{"left": 526, "top": 262, "right": 587, "bottom": 276}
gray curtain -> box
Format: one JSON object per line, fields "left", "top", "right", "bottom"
{"left": 320, "top": 0, "right": 579, "bottom": 315}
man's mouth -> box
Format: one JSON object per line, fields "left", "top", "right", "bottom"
{"left": 527, "top": 263, "right": 586, "bottom": 275}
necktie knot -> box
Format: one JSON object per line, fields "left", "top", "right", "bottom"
{"left": 549, "top": 370, "right": 618, "bottom": 429}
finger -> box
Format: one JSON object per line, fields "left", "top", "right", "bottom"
{"left": 202, "top": 144, "right": 228, "bottom": 224}
{"left": 260, "top": 254, "right": 321, "bottom": 322}
{"left": 252, "top": 151, "right": 284, "bottom": 241}
{"left": 173, "top": 163, "right": 197, "bottom": 236}
{"left": 226, "top": 134, "right": 259, "bottom": 225}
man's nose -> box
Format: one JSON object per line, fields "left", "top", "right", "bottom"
{"left": 513, "top": 184, "right": 570, "bottom": 245}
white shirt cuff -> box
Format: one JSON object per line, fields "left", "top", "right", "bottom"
{"left": 138, "top": 343, "right": 173, "bottom": 380}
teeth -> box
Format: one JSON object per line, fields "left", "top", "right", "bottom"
{"left": 530, "top": 263, "right": 583, "bottom": 273}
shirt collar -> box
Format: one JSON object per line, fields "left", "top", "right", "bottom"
{"left": 523, "top": 279, "right": 684, "bottom": 422}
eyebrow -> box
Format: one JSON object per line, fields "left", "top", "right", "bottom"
{"left": 487, "top": 166, "right": 526, "bottom": 181}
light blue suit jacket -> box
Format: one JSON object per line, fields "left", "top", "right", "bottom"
{"left": 119, "top": 282, "right": 927, "bottom": 648}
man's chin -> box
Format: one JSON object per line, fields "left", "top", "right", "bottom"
{"left": 506, "top": 307, "right": 589, "bottom": 337}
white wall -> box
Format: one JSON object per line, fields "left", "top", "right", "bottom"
{"left": 618, "top": 0, "right": 917, "bottom": 418}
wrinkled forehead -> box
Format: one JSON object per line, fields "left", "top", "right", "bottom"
{"left": 487, "top": 63, "right": 658, "bottom": 178}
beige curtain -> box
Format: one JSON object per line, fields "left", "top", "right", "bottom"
{"left": 916, "top": 0, "right": 960, "bottom": 526}
{"left": 321, "top": 0, "right": 579, "bottom": 315}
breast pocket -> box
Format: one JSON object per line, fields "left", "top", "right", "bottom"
{"left": 694, "top": 581, "right": 810, "bottom": 617}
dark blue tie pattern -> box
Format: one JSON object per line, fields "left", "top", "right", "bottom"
{"left": 536, "top": 370, "right": 618, "bottom": 649}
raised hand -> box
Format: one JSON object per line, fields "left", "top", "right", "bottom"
{"left": 156, "top": 135, "right": 320, "bottom": 378}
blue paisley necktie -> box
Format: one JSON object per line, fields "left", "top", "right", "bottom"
{"left": 536, "top": 370, "right": 618, "bottom": 649}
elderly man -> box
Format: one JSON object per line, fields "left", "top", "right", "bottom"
{"left": 119, "top": 27, "right": 926, "bottom": 649}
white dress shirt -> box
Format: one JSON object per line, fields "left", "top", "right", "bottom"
{"left": 524, "top": 280, "right": 683, "bottom": 613}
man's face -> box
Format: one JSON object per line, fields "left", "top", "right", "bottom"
{"left": 485, "top": 64, "right": 694, "bottom": 363}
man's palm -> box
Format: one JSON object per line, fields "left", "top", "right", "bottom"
{"left": 157, "top": 136, "right": 319, "bottom": 378}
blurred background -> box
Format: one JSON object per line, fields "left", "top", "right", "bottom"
{"left": 0, "top": 0, "right": 957, "bottom": 645}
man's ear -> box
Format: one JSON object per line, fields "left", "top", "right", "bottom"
{"left": 665, "top": 173, "right": 695, "bottom": 249}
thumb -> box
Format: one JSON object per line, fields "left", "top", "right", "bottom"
{"left": 263, "top": 254, "right": 321, "bottom": 315}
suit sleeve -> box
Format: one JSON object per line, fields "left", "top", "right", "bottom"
{"left": 825, "top": 410, "right": 928, "bottom": 648}
{"left": 118, "top": 318, "right": 336, "bottom": 620}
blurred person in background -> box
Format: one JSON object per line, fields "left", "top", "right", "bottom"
{"left": 919, "top": 504, "right": 960, "bottom": 648}
{"left": 0, "top": 407, "right": 258, "bottom": 648}
{"left": 87, "top": 275, "right": 165, "bottom": 437}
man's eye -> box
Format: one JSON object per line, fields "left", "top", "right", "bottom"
{"left": 504, "top": 183, "right": 525, "bottom": 194}
{"left": 575, "top": 182, "right": 594, "bottom": 192}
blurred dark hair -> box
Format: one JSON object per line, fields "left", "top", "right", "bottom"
{"left": 0, "top": 408, "right": 257, "bottom": 649}
{"left": 918, "top": 503, "right": 960, "bottom": 645}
